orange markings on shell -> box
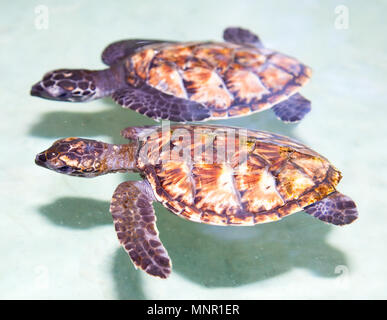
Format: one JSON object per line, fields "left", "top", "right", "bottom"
{"left": 155, "top": 161, "right": 194, "bottom": 206}
{"left": 192, "top": 163, "right": 241, "bottom": 215}
{"left": 155, "top": 44, "right": 196, "bottom": 69}
{"left": 276, "top": 201, "right": 302, "bottom": 218}
{"left": 297, "top": 190, "right": 323, "bottom": 208}
{"left": 228, "top": 213, "right": 255, "bottom": 225}
{"left": 259, "top": 65, "right": 294, "bottom": 92}
{"left": 180, "top": 205, "right": 202, "bottom": 222}
{"left": 211, "top": 110, "right": 228, "bottom": 118}
{"left": 183, "top": 68, "right": 233, "bottom": 110}
{"left": 291, "top": 154, "right": 329, "bottom": 183}
{"left": 276, "top": 162, "right": 315, "bottom": 201}
{"left": 234, "top": 49, "right": 266, "bottom": 69}
{"left": 235, "top": 160, "right": 284, "bottom": 212}
{"left": 126, "top": 42, "right": 311, "bottom": 117}
{"left": 193, "top": 45, "right": 233, "bottom": 74}
{"left": 148, "top": 63, "right": 187, "bottom": 99}
{"left": 269, "top": 54, "right": 302, "bottom": 75}
{"left": 131, "top": 48, "right": 157, "bottom": 80}
{"left": 200, "top": 211, "right": 228, "bottom": 225}
{"left": 137, "top": 125, "right": 337, "bottom": 226}
{"left": 225, "top": 67, "right": 269, "bottom": 104}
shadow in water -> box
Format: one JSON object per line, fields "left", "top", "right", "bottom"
{"left": 29, "top": 98, "right": 301, "bottom": 143}
{"left": 112, "top": 248, "right": 147, "bottom": 300}
{"left": 38, "top": 196, "right": 347, "bottom": 295}
{"left": 39, "top": 197, "right": 145, "bottom": 299}
{"left": 40, "top": 197, "right": 111, "bottom": 228}
{"left": 29, "top": 99, "right": 156, "bottom": 144}
{"left": 154, "top": 202, "right": 346, "bottom": 287}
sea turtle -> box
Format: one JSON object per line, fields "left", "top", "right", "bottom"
{"left": 35, "top": 124, "right": 358, "bottom": 279}
{"left": 31, "top": 27, "right": 312, "bottom": 123}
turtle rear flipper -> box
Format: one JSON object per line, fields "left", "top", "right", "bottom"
{"left": 272, "top": 93, "right": 311, "bottom": 123}
{"left": 304, "top": 191, "right": 358, "bottom": 225}
{"left": 101, "top": 39, "right": 169, "bottom": 65}
{"left": 223, "top": 27, "right": 263, "bottom": 48}
{"left": 112, "top": 83, "right": 211, "bottom": 122}
{"left": 110, "top": 180, "right": 172, "bottom": 279}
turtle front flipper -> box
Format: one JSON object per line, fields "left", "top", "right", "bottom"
{"left": 304, "top": 192, "right": 358, "bottom": 225}
{"left": 223, "top": 27, "right": 263, "bottom": 48}
{"left": 101, "top": 39, "right": 170, "bottom": 66}
{"left": 272, "top": 93, "right": 311, "bottom": 123}
{"left": 112, "top": 83, "right": 211, "bottom": 122}
{"left": 110, "top": 180, "right": 172, "bottom": 279}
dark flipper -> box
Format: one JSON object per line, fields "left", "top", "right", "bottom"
{"left": 101, "top": 39, "right": 170, "bottom": 65}
{"left": 110, "top": 180, "right": 171, "bottom": 279}
{"left": 272, "top": 93, "right": 311, "bottom": 123}
{"left": 112, "top": 83, "right": 211, "bottom": 122}
{"left": 223, "top": 27, "right": 263, "bottom": 48}
{"left": 304, "top": 191, "right": 358, "bottom": 226}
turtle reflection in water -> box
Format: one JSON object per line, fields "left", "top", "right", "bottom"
{"left": 35, "top": 125, "right": 358, "bottom": 278}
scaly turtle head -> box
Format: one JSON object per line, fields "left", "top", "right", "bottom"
{"left": 31, "top": 69, "right": 99, "bottom": 102}
{"left": 35, "top": 138, "right": 109, "bottom": 177}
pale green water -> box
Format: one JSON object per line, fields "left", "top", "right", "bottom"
{"left": 1, "top": 0, "right": 386, "bottom": 299}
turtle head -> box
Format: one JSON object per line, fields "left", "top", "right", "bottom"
{"left": 31, "top": 69, "right": 99, "bottom": 102}
{"left": 35, "top": 138, "right": 110, "bottom": 177}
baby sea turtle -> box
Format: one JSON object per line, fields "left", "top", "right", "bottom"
{"left": 31, "top": 27, "right": 312, "bottom": 123}
{"left": 35, "top": 124, "right": 357, "bottom": 279}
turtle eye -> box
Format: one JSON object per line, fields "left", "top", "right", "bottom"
{"left": 47, "top": 152, "right": 58, "bottom": 160}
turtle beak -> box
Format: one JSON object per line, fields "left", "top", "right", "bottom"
{"left": 35, "top": 152, "right": 48, "bottom": 168}
{"left": 30, "top": 82, "right": 44, "bottom": 97}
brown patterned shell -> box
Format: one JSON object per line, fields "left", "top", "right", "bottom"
{"left": 124, "top": 42, "right": 311, "bottom": 119}
{"left": 135, "top": 125, "right": 341, "bottom": 226}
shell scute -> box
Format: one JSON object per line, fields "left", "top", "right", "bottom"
{"left": 269, "top": 53, "right": 302, "bottom": 75}
{"left": 155, "top": 43, "right": 196, "bottom": 69}
{"left": 259, "top": 64, "right": 294, "bottom": 93}
{"left": 182, "top": 67, "right": 233, "bottom": 110}
{"left": 148, "top": 62, "right": 187, "bottom": 99}
{"left": 130, "top": 48, "right": 157, "bottom": 80}
{"left": 180, "top": 205, "right": 202, "bottom": 222}
{"left": 200, "top": 211, "right": 228, "bottom": 226}
{"left": 192, "top": 163, "right": 241, "bottom": 215}
{"left": 193, "top": 45, "right": 233, "bottom": 73}
{"left": 290, "top": 153, "right": 329, "bottom": 183}
{"left": 234, "top": 49, "right": 266, "bottom": 69}
{"left": 235, "top": 163, "right": 284, "bottom": 213}
{"left": 225, "top": 67, "right": 269, "bottom": 105}
{"left": 227, "top": 105, "right": 252, "bottom": 117}
{"left": 154, "top": 161, "right": 194, "bottom": 206}
{"left": 276, "top": 162, "right": 316, "bottom": 201}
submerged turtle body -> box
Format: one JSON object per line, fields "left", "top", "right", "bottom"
{"left": 31, "top": 27, "right": 312, "bottom": 123}
{"left": 35, "top": 125, "right": 358, "bottom": 278}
